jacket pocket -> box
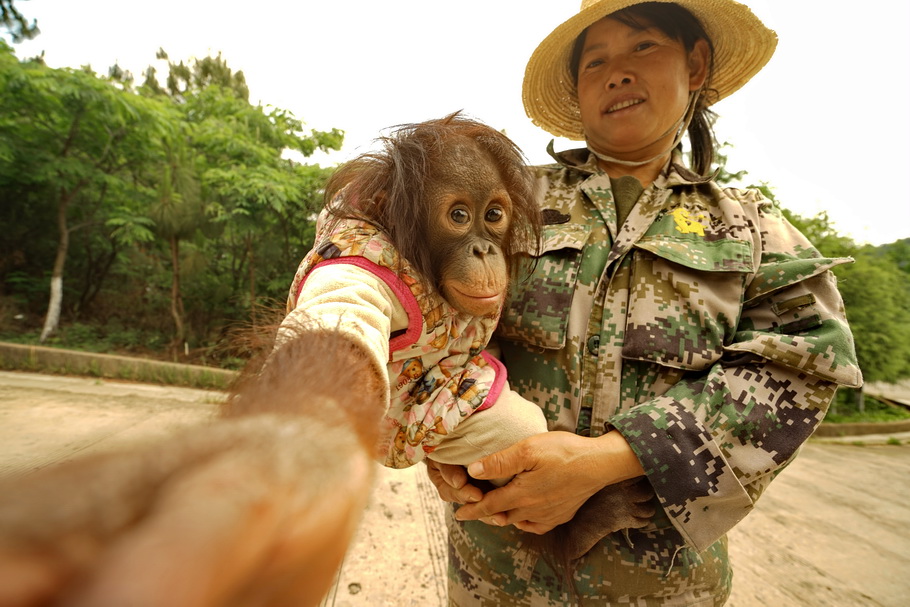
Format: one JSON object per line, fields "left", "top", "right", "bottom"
{"left": 497, "top": 223, "right": 590, "bottom": 350}
{"left": 622, "top": 234, "right": 753, "bottom": 371}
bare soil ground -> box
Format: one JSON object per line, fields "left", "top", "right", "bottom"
{"left": 1, "top": 370, "right": 908, "bottom": 606}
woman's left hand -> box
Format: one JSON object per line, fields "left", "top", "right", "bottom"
{"left": 454, "top": 430, "right": 644, "bottom": 534}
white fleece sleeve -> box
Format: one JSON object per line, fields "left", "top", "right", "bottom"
{"left": 281, "top": 263, "right": 409, "bottom": 405}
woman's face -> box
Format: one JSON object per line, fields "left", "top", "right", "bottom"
{"left": 576, "top": 16, "right": 709, "bottom": 162}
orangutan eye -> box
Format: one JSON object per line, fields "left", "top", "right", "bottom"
{"left": 451, "top": 208, "right": 470, "bottom": 224}
{"left": 485, "top": 208, "right": 504, "bottom": 223}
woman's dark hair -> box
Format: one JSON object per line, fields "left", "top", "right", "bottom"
{"left": 569, "top": 2, "right": 718, "bottom": 175}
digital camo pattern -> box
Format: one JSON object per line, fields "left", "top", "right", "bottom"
{"left": 288, "top": 209, "right": 502, "bottom": 468}
{"left": 450, "top": 148, "right": 861, "bottom": 605}
{"left": 448, "top": 511, "right": 731, "bottom": 606}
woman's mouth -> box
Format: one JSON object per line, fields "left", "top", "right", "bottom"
{"left": 606, "top": 99, "right": 644, "bottom": 113}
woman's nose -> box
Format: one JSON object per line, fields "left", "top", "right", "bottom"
{"left": 608, "top": 76, "right": 633, "bottom": 90}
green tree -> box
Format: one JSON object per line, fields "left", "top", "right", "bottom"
{"left": 1, "top": 0, "right": 38, "bottom": 42}
{"left": 835, "top": 246, "right": 910, "bottom": 409}
{"left": 1, "top": 41, "right": 342, "bottom": 358}
{"left": 879, "top": 238, "right": 910, "bottom": 275}
{"left": 155, "top": 50, "right": 250, "bottom": 102}
{"left": 141, "top": 54, "right": 342, "bottom": 332}
{"left": 779, "top": 209, "right": 857, "bottom": 259}
{"left": 0, "top": 41, "right": 170, "bottom": 341}
{"left": 147, "top": 130, "right": 205, "bottom": 348}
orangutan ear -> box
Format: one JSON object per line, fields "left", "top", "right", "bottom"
{"left": 360, "top": 190, "right": 388, "bottom": 217}
{"left": 347, "top": 190, "right": 385, "bottom": 213}
{"left": 688, "top": 39, "right": 710, "bottom": 90}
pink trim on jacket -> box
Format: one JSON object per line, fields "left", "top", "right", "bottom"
{"left": 294, "top": 256, "right": 423, "bottom": 354}
{"left": 477, "top": 351, "right": 507, "bottom": 412}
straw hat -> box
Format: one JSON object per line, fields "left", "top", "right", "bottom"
{"left": 523, "top": 0, "right": 777, "bottom": 140}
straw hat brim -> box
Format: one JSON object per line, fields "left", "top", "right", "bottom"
{"left": 523, "top": 0, "right": 777, "bottom": 140}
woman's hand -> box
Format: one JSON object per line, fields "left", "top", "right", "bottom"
{"left": 453, "top": 430, "right": 644, "bottom": 534}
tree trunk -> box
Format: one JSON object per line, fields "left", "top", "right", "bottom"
{"left": 39, "top": 190, "right": 73, "bottom": 342}
{"left": 39, "top": 276, "right": 64, "bottom": 343}
{"left": 77, "top": 244, "right": 118, "bottom": 316}
{"left": 169, "top": 236, "right": 185, "bottom": 350}
{"left": 247, "top": 233, "right": 257, "bottom": 331}
{"left": 856, "top": 385, "right": 866, "bottom": 414}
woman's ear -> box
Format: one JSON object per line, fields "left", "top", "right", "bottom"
{"left": 688, "top": 38, "right": 710, "bottom": 90}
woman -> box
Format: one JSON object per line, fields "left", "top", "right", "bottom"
{"left": 426, "top": 0, "right": 862, "bottom": 604}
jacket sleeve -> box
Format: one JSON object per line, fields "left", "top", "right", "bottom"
{"left": 609, "top": 198, "right": 862, "bottom": 552}
{"left": 282, "top": 262, "right": 405, "bottom": 409}
{"left": 285, "top": 263, "right": 505, "bottom": 468}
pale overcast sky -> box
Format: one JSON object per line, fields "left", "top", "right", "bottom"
{"left": 7, "top": 0, "right": 909, "bottom": 245}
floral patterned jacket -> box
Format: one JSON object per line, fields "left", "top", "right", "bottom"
{"left": 287, "top": 210, "right": 505, "bottom": 468}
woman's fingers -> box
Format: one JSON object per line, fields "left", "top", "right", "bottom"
{"left": 466, "top": 441, "right": 535, "bottom": 482}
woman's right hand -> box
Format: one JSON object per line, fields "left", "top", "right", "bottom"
{"left": 424, "top": 460, "right": 484, "bottom": 505}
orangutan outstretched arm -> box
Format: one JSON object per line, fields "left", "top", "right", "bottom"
{"left": 0, "top": 329, "right": 385, "bottom": 607}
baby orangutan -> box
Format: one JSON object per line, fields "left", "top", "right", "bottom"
{"left": 0, "top": 113, "right": 653, "bottom": 606}
{"left": 286, "top": 112, "right": 655, "bottom": 577}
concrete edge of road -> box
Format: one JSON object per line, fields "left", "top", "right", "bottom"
{"left": 2, "top": 341, "right": 909, "bottom": 442}
{"left": 0, "top": 341, "right": 237, "bottom": 390}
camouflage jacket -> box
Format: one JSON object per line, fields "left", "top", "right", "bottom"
{"left": 287, "top": 211, "right": 506, "bottom": 469}
{"left": 498, "top": 147, "right": 862, "bottom": 554}
{"left": 499, "top": 150, "right": 862, "bottom": 549}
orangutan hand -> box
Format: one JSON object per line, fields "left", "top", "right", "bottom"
{"left": 424, "top": 459, "right": 484, "bottom": 506}
{"left": 0, "top": 413, "right": 374, "bottom": 607}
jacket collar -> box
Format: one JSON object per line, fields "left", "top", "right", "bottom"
{"left": 546, "top": 141, "right": 716, "bottom": 188}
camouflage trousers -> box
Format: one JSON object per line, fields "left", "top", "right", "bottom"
{"left": 445, "top": 506, "right": 732, "bottom": 606}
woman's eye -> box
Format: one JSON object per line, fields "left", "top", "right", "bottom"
{"left": 485, "top": 208, "right": 504, "bottom": 223}
{"left": 634, "top": 41, "right": 655, "bottom": 52}
{"left": 451, "top": 208, "right": 470, "bottom": 224}
{"left": 585, "top": 58, "right": 604, "bottom": 69}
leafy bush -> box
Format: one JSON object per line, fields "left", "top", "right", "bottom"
{"left": 826, "top": 391, "right": 910, "bottom": 424}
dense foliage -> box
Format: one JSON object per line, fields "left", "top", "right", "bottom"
{"left": 0, "top": 41, "right": 342, "bottom": 364}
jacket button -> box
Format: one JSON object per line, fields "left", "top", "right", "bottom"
{"left": 587, "top": 334, "right": 600, "bottom": 356}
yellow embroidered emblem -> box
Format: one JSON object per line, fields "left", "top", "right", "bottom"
{"left": 670, "top": 208, "right": 706, "bottom": 236}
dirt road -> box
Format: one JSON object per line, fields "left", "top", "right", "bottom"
{"left": 725, "top": 442, "right": 909, "bottom": 606}
{"left": 1, "top": 370, "right": 908, "bottom": 606}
